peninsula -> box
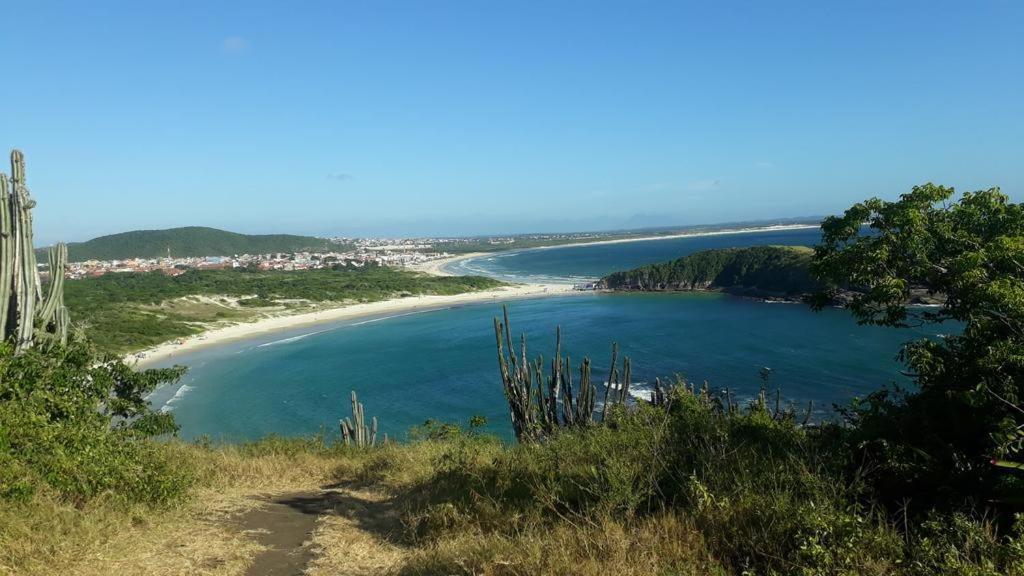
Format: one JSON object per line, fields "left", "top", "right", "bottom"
{"left": 598, "top": 245, "right": 819, "bottom": 300}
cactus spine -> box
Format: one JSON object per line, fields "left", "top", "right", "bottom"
{"left": 0, "top": 150, "right": 70, "bottom": 350}
{"left": 340, "top": 390, "right": 380, "bottom": 447}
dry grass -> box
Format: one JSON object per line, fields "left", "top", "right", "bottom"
{"left": 145, "top": 296, "right": 260, "bottom": 326}
{"left": 0, "top": 439, "right": 728, "bottom": 576}
{"left": 393, "top": 513, "right": 724, "bottom": 576}
{"left": 0, "top": 489, "right": 259, "bottom": 576}
{"left": 352, "top": 438, "right": 506, "bottom": 491}
{"left": 0, "top": 442, "right": 353, "bottom": 576}
{"left": 306, "top": 487, "right": 409, "bottom": 576}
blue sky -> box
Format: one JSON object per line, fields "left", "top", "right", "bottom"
{"left": 4, "top": 1, "right": 1022, "bottom": 244}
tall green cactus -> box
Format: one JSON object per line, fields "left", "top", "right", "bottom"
{"left": 340, "top": 390, "right": 379, "bottom": 447}
{"left": 494, "top": 305, "right": 631, "bottom": 442}
{"left": 38, "top": 244, "right": 67, "bottom": 317}
{"left": 0, "top": 149, "right": 70, "bottom": 350}
{"left": 0, "top": 173, "right": 12, "bottom": 339}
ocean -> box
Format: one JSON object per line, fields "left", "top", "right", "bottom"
{"left": 147, "top": 227, "right": 932, "bottom": 442}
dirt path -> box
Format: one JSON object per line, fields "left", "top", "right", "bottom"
{"left": 238, "top": 488, "right": 406, "bottom": 576}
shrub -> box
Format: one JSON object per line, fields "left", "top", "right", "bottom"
{"left": 0, "top": 340, "right": 192, "bottom": 505}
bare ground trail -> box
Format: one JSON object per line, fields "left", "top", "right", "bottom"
{"left": 238, "top": 486, "right": 407, "bottom": 576}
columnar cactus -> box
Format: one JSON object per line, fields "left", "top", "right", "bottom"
{"left": 0, "top": 173, "right": 12, "bottom": 338}
{"left": 340, "top": 390, "right": 379, "bottom": 447}
{"left": 37, "top": 244, "right": 67, "bottom": 329}
{"left": 494, "top": 305, "right": 631, "bottom": 442}
{"left": 0, "top": 149, "right": 70, "bottom": 350}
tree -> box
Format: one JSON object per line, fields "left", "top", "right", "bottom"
{"left": 811, "top": 183, "right": 1024, "bottom": 510}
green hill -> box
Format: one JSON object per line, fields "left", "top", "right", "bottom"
{"left": 599, "top": 245, "right": 819, "bottom": 297}
{"left": 40, "top": 226, "right": 338, "bottom": 261}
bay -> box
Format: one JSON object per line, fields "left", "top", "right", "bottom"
{"left": 149, "top": 227, "right": 931, "bottom": 442}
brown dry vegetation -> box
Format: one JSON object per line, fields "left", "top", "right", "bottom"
{"left": 1, "top": 436, "right": 722, "bottom": 576}
{"left": 0, "top": 441, "right": 343, "bottom": 576}
{"left": 3, "top": 422, "right": 1022, "bottom": 576}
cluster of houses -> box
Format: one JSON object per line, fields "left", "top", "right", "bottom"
{"left": 54, "top": 231, "right": 616, "bottom": 280}
{"left": 62, "top": 247, "right": 452, "bottom": 280}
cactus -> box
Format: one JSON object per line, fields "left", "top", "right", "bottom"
{"left": 494, "top": 305, "right": 632, "bottom": 442}
{"left": 599, "top": 342, "right": 619, "bottom": 421}
{"left": 0, "top": 173, "right": 12, "bottom": 338}
{"left": 340, "top": 390, "right": 380, "bottom": 447}
{"left": 0, "top": 149, "right": 70, "bottom": 350}
{"left": 38, "top": 243, "right": 67, "bottom": 328}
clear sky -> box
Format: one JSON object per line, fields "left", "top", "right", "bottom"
{"left": 4, "top": 1, "right": 1022, "bottom": 244}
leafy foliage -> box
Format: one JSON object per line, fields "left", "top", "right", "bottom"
{"left": 361, "top": 385, "right": 1024, "bottom": 575}
{"left": 0, "top": 340, "right": 191, "bottom": 503}
{"left": 40, "top": 226, "right": 344, "bottom": 261}
{"left": 812, "top": 183, "right": 1024, "bottom": 510}
{"left": 601, "top": 245, "right": 818, "bottom": 296}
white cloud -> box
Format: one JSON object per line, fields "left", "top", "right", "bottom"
{"left": 221, "top": 36, "right": 250, "bottom": 55}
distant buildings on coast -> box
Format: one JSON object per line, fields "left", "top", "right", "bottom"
{"left": 51, "top": 231, "right": 619, "bottom": 279}
{"left": 55, "top": 238, "right": 456, "bottom": 279}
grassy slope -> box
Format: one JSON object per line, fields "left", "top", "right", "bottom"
{"left": 40, "top": 226, "right": 342, "bottom": 262}
{"left": 600, "top": 245, "right": 818, "bottom": 296}
{"left": 63, "top": 267, "right": 503, "bottom": 354}
{"left": 5, "top": 412, "right": 1017, "bottom": 576}
{"left": 0, "top": 435, "right": 723, "bottom": 576}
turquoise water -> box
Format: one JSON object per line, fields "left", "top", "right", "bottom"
{"left": 446, "top": 227, "right": 821, "bottom": 282}
{"left": 148, "top": 228, "right": 935, "bottom": 441}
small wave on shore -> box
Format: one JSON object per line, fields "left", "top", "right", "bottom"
{"left": 349, "top": 308, "right": 444, "bottom": 327}
{"left": 159, "top": 384, "right": 194, "bottom": 412}
{"left": 257, "top": 329, "right": 332, "bottom": 348}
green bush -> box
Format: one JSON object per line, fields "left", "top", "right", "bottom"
{"left": 0, "top": 341, "right": 192, "bottom": 505}
{"left": 813, "top": 185, "right": 1024, "bottom": 513}
{"left": 381, "top": 383, "right": 1024, "bottom": 575}
{"left": 905, "top": 513, "right": 1024, "bottom": 576}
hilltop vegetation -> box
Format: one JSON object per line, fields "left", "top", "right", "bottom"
{"left": 40, "top": 226, "right": 342, "bottom": 262}
{"left": 600, "top": 245, "right": 818, "bottom": 297}
{"left": 4, "top": 183, "right": 1024, "bottom": 576}
{"left": 63, "top": 266, "right": 503, "bottom": 353}
{"left": 5, "top": 384, "right": 1024, "bottom": 575}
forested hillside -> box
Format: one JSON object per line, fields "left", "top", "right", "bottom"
{"left": 39, "top": 226, "right": 339, "bottom": 261}
{"left": 599, "top": 245, "right": 818, "bottom": 296}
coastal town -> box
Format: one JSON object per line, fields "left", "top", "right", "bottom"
{"left": 53, "top": 229, "right": 631, "bottom": 279}
{"left": 50, "top": 224, "right": 822, "bottom": 280}
{"left": 62, "top": 238, "right": 456, "bottom": 279}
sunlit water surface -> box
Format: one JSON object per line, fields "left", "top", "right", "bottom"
{"left": 148, "top": 228, "right": 931, "bottom": 441}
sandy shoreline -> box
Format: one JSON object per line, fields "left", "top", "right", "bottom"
{"left": 132, "top": 223, "right": 817, "bottom": 367}
{"left": 133, "top": 282, "right": 575, "bottom": 367}
{"left": 408, "top": 224, "right": 819, "bottom": 276}
{"left": 519, "top": 223, "right": 820, "bottom": 252}
{"left": 406, "top": 252, "right": 488, "bottom": 276}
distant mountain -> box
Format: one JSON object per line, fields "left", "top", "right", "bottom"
{"left": 40, "top": 226, "right": 337, "bottom": 262}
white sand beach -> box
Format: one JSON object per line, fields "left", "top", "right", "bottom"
{"left": 522, "top": 223, "right": 820, "bottom": 251}
{"left": 407, "top": 252, "right": 487, "bottom": 276}
{"left": 408, "top": 224, "right": 818, "bottom": 275}
{"left": 132, "top": 223, "right": 817, "bottom": 367}
{"left": 133, "top": 282, "right": 575, "bottom": 367}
